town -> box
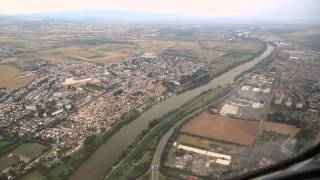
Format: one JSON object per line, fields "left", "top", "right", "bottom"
{"left": 0, "top": 48, "right": 207, "bottom": 178}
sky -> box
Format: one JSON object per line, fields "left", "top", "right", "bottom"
{"left": 1, "top": 0, "right": 320, "bottom": 22}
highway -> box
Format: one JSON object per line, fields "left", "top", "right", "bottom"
{"left": 149, "top": 85, "right": 241, "bottom": 180}
{"left": 150, "top": 108, "right": 204, "bottom": 180}
{"left": 149, "top": 46, "right": 276, "bottom": 180}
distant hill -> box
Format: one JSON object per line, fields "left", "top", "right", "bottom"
{"left": 8, "top": 10, "right": 215, "bottom": 23}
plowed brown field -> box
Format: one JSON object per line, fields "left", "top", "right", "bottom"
{"left": 265, "top": 122, "right": 300, "bottom": 137}
{"left": 180, "top": 112, "right": 260, "bottom": 145}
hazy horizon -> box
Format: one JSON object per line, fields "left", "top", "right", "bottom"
{"left": 1, "top": 0, "right": 320, "bottom": 24}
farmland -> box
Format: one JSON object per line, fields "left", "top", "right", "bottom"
{"left": 176, "top": 134, "right": 247, "bottom": 155}
{"left": 0, "top": 142, "right": 48, "bottom": 172}
{"left": 180, "top": 112, "right": 260, "bottom": 146}
{"left": 21, "top": 171, "right": 44, "bottom": 180}
{"left": 0, "top": 64, "right": 35, "bottom": 89}
{"left": 12, "top": 143, "right": 47, "bottom": 161}
{"left": 269, "top": 27, "right": 320, "bottom": 51}
{"left": 0, "top": 32, "right": 264, "bottom": 90}
{"left": 0, "top": 156, "right": 15, "bottom": 172}
{"left": 1, "top": 39, "right": 264, "bottom": 65}
{"left": 265, "top": 121, "right": 300, "bottom": 138}
{"left": 163, "top": 112, "right": 255, "bottom": 179}
{"left": 0, "top": 141, "right": 10, "bottom": 149}
{"left": 0, "top": 21, "right": 265, "bottom": 91}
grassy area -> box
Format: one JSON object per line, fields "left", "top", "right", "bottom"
{"left": 13, "top": 143, "right": 47, "bottom": 159}
{"left": 159, "top": 173, "right": 175, "bottom": 180}
{"left": 0, "top": 141, "right": 48, "bottom": 172}
{"left": 176, "top": 134, "right": 215, "bottom": 151}
{"left": 117, "top": 142, "right": 155, "bottom": 179}
{"left": 0, "top": 141, "right": 10, "bottom": 149}
{"left": 46, "top": 156, "right": 79, "bottom": 179}
{"left": 224, "top": 51, "right": 254, "bottom": 62}
{"left": 0, "top": 140, "right": 21, "bottom": 156}
{"left": 21, "top": 171, "right": 45, "bottom": 180}
{"left": 0, "top": 155, "right": 15, "bottom": 171}
{"left": 105, "top": 87, "right": 225, "bottom": 179}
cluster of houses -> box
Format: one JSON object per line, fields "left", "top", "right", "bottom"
{"left": 0, "top": 51, "right": 207, "bottom": 172}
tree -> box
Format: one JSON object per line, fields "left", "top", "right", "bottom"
{"left": 175, "top": 149, "right": 186, "bottom": 157}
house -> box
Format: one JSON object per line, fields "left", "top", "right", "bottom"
{"left": 51, "top": 109, "right": 64, "bottom": 116}
{"left": 296, "top": 102, "right": 304, "bottom": 109}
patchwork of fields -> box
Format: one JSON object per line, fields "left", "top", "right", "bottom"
{"left": 0, "top": 34, "right": 264, "bottom": 89}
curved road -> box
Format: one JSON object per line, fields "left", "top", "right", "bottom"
{"left": 150, "top": 85, "right": 242, "bottom": 180}
{"left": 150, "top": 45, "right": 276, "bottom": 180}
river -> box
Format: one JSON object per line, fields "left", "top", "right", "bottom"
{"left": 69, "top": 43, "right": 275, "bottom": 180}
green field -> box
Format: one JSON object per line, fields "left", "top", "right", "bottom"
{"left": 0, "top": 139, "right": 21, "bottom": 156}
{"left": 0, "top": 143, "right": 48, "bottom": 171}
{"left": 0, "top": 141, "right": 10, "bottom": 149}
{"left": 176, "top": 134, "right": 214, "bottom": 150}
{"left": 0, "top": 155, "right": 16, "bottom": 171}
{"left": 21, "top": 171, "right": 45, "bottom": 180}
{"left": 12, "top": 143, "right": 47, "bottom": 159}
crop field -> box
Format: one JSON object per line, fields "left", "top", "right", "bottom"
{"left": 0, "top": 155, "right": 15, "bottom": 171}
{"left": 0, "top": 57, "right": 19, "bottom": 64}
{"left": 129, "top": 39, "right": 177, "bottom": 53}
{"left": 18, "top": 42, "right": 136, "bottom": 64}
{"left": 28, "top": 40, "right": 178, "bottom": 63}
{"left": 272, "top": 28, "right": 320, "bottom": 51}
{"left": 0, "top": 143, "right": 47, "bottom": 171}
{"left": 180, "top": 112, "right": 260, "bottom": 145}
{"left": 21, "top": 171, "right": 45, "bottom": 180}
{"left": 177, "top": 134, "right": 211, "bottom": 149}
{"left": 177, "top": 134, "right": 247, "bottom": 154}
{"left": 165, "top": 40, "right": 264, "bottom": 62}
{"left": 0, "top": 64, "right": 35, "bottom": 89}
{"left": 0, "top": 24, "right": 265, "bottom": 91}
{"left": 0, "top": 141, "right": 10, "bottom": 149}
{"left": 265, "top": 121, "right": 300, "bottom": 138}
{"left": 12, "top": 143, "right": 48, "bottom": 160}
{"left": 282, "top": 28, "right": 320, "bottom": 38}
{"left": 1, "top": 38, "right": 264, "bottom": 65}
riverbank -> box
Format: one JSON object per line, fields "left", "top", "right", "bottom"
{"left": 105, "top": 87, "right": 226, "bottom": 179}
{"left": 69, "top": 44, "right": 275, "bottom": 180}
{"left": 36, "top": 111, "right": 140, "bottom": 179}
{"left": 234, "top": 42, "right": 277, "bottom": 82}
{"left": 176, "top": 42, "right": 267, "bottom": 94}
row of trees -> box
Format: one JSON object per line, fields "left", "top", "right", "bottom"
{"left": 40, "top": 111, "right": 141, "bottom": 179}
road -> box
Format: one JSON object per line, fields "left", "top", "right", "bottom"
{"left": 149, "top": 46, "right": 277, "bottom": 180}
{"left": 149, "top": 85, "right": 241, "bottom": 180}
{"left": 150, "top": 108, "right": 204, "bottom": 180}
{"left": 243, "top": 49, "right": 278, "bottom": 172}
